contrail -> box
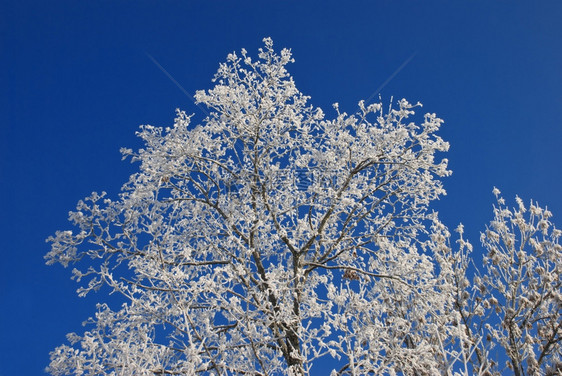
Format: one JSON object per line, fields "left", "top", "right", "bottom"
{"left": 362, "top": 51, "right": 417, "bottom": 108}
{"left": 145, "top": 51, "right": 210, "bottom": 116}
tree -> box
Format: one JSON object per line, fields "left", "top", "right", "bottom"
{"left": 45, "top": 39, "right": 561, "bottom": 375}
{"left": 452, "top": 189, "right": 562, "bottom": 376}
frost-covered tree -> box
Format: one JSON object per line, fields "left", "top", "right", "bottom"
{"left": 453, "top": 189, "right": 562, "bottom": 376}
{"left": 45, "top": 39, "right": 560, "bottom": 376}
{"left": 46, "top": 38, "right": 458, "bottom": 375}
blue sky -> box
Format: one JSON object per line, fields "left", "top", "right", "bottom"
{"left": 1, "top": 1, "right": 561, "bottom": 374}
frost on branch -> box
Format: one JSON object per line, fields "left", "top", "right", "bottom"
{"left": 46, "top": 39, "right": 462, "bottom": 375}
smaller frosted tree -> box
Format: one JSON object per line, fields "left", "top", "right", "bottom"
{"left": 454, "top": 189, "right": 562, "bottom": 376}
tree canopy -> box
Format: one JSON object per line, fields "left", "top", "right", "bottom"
{"left": 46, "top": 38, "right": 561, "bottom": 376}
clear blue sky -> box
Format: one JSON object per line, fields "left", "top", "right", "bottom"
{"left": 1, "top": 1, "right": 561, "bottom": 374}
